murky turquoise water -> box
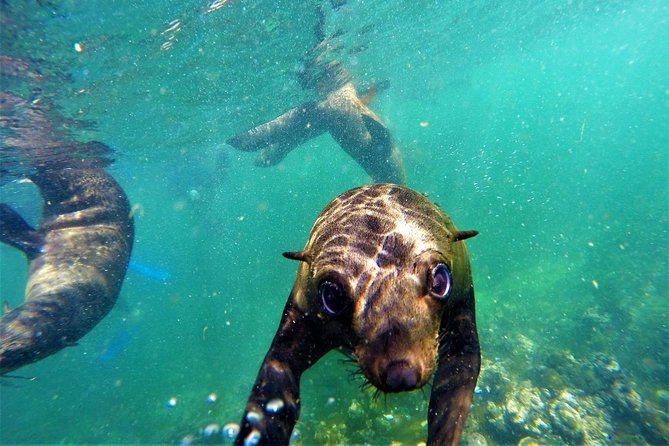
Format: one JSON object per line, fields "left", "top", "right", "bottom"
{"left": 1, "top": 1, "right": 667, "bottom": 444}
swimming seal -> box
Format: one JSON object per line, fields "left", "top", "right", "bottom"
{"left": 0, "top": 167, "right": 134, "bottom": 375}
{"left": 226, "top": 69, "right": 406, "bottom": 184}
{"left": 235, "top": 183, "right": 479, "bottom": 446}
{"left": 227, "top": 3, "right": 406, "bottom": 184}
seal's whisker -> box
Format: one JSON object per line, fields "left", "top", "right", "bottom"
{"left": 338, "top": 357, "right": 358, "bottom": 366}
{"left": 347, "top": 367, "right": 365, "bottom": 381}
{"left": 360, "top": 379, "right": 376, "bottom": 394}
{"left": 339, "top": 357, "right": 367, "bottom": 386}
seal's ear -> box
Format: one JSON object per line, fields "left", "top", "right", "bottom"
{"left": 453, "top": 230, "right": 478, "bottom": 242}
{"left": 283, "top": 251, "right": 311, "bottom": 262}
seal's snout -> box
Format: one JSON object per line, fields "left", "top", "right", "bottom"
{"left": 358, "top": 316, "right": 436, "bottom": 394}
{"left": 382, "top": 360, "right": 419, "bottom": 392}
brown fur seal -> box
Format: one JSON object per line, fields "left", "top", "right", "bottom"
{"left": 227, "top": 3, "right": 406, "bottom": 184}
{"left": 0, "top": 167, "right": 134, "bottom": 375}
{"left": 234, "top": 183, "right": 479, "bottom": 446}
{"left": 226, "top": 70, "right": 406, "bottom": 184}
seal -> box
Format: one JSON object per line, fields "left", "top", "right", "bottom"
{"left": 234, "top": 183, "right": 479, "bottom": 446}
{"left": 227, "top": 4, "right": 406, "bottom": 184}
{"left": 0, "top": 167, "right": 134, "bottom": 375}
{"left": 226, "top": 64, "right": 406, "bottom": 184}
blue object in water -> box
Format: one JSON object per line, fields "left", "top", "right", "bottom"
{"left": 99, "top": 325, "right": 139, "bottom": 364}
{"left": 128, "top": 259, "right": 170, "bottom": 282}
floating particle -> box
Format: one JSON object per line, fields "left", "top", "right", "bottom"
{"left": 419, "top": 121, "right": 429, "bottom": 127}
{"left": 206, "top": 392, "right": 217, "bottom": 404}
{"left": 167, "top": 397, "right": 177, "bottom": 408}
{"left": 266, "top": 398, "right": 284, "bottom": 413}
{"left": 74, "top": 42, "right": 84, "bottom": 53}
{"left": 587, "top": 241, "right": 594, "bottom": 247}
{"left": 188, "top": 189, "right": 201, "bottom": 201}
{"left": 326, "top": 396, "right": 336, "bottom": 406}
{"left": 592, "top": 280, "right": 599, "bottom": 290}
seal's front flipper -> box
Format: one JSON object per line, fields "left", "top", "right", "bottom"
{"left": 427, "top": 288, "right": 481, "bottom": 446}
{"left": 254, "top": 143, "right": 293, "bottom": 168}
{"left": 0, "top": 204, "right": 43, "bottom": 259}
{"left": 235, "top": 299, "right": 331, "bottom": 446}
{"left": 227, "top": 103, "right": 327, "bottom": 166}
{"left": 361, "top": 113, "right": 392, "bottom": 152}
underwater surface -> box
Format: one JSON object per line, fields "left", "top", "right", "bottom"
{"left": 1, "top": 0, "right": 667, "bottom": 444}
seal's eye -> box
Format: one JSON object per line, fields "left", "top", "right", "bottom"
{"left": 319, "top": 280, "right": 347, "bottom": 316}
{"left": 430, "top": 263, "right": 452, "bottom": 299}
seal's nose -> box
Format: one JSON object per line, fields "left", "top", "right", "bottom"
{"left": 382, "top": 361, "right": 419, "bottom": 392}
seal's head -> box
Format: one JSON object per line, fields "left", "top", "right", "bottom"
{"left": 284, "top": 184, "right": 477, "bottom": 393}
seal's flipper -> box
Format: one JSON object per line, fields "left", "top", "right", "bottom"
{"left": 427, "top": 288, "right": 480, "bottom": 446}
{"left": 361, "top": 113, "right": 392, "bottom": 152}
{"left": 0, "top": 204, "right": 43, "bottom": 259}
{"left": 254, "top": 143, "right": 292, "bottom": 167}
{"left": 227, "top": 103, "right": 326, "bottom": 157}
{"left": 356, "top": 113, "right": 406, "bottom": 184}
{"left": 235, "top": 300, "right": 331, "bottom": 446}
{"left": 316, "top": 83, "right": 405, "bottom": 184}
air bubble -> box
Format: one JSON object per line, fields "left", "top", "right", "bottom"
{"left": 266, "top": 398, "right": 284, "bottom": 413}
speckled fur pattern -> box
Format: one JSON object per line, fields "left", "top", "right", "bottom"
{"left": 0, "top": 168, "right": 134, "bottom": 375}
{"left": 235, "top": 184, "right": 479, "bottom": 446}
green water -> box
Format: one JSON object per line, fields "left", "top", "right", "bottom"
{"left": 1, "top": 0, "right": 667, "bottom": 444}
